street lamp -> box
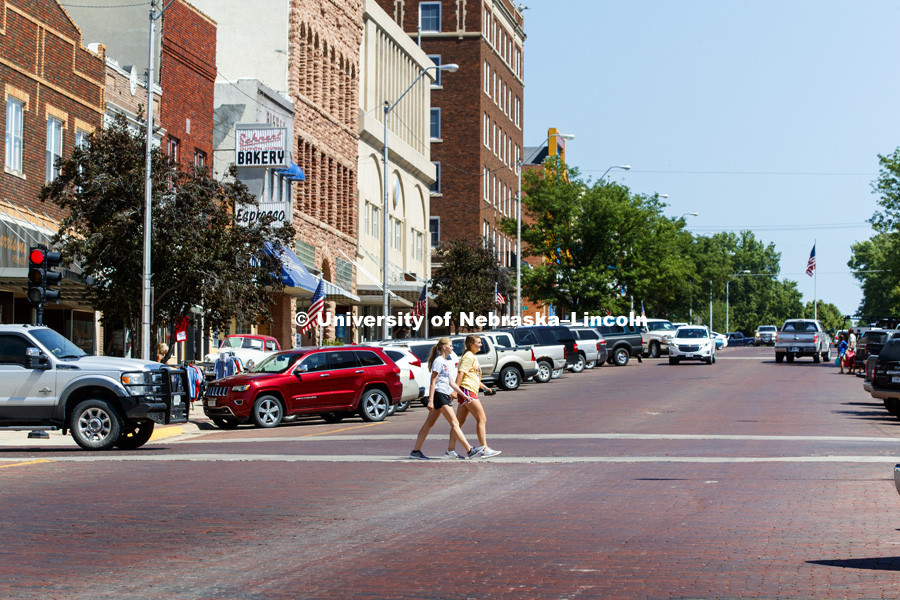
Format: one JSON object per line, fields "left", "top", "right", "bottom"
{"left": 600, "top": 164, "right": 631, "bottom": 180}
{"left": 382, "top": 62, "right": 458, "bottom": 339}
{"left": 680, "top": 211, "right": 699, "bottom": 219}
{"left": 726, "top": 271, "right": 751, "bottom": 333}
{"left": 516, "top": 131, "right": 575, "bottom": 321}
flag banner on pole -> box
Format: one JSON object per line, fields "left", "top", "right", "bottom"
{"left": 806, "top": 244, "right": 816, "bottom": 277}
{"left": 496, "top": 291, "right": 507, "bottom": 305}
{"left": 641, "top": 300, "right": 646, "bottom": 318}
{"left": 302, "top": 279, "right": 325, "bottom": 335}
{"left": 411, "top": 284, "right": 427, "bottom": 318}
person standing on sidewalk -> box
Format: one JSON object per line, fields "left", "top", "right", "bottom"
{"left": 447, "top": 335, "right": 502, "bottom": 459}
{"left": 410, "top": 338, "right": 482, "bottom": 460}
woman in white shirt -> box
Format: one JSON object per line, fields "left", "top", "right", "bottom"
{"left": 410, "top": 338, "right": 483, "bottom": 460}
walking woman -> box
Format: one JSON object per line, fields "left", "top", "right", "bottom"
{"left": 410, "top": 338, "right": 483, "bottom": 460}
{"left": 448, "top": 335, "right": 502, "bottom": 459}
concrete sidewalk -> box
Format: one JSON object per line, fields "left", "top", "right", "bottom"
{"left": 0, "top": 404, "right": 214, "bottom": 448}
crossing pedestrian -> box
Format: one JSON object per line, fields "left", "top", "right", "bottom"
{"left": 447, "top": 335, "right": 502, "bottom": 459}
{"left": 409, "top": 338, "right": 482, "bottom": 460}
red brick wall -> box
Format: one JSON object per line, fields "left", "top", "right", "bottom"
{"left": 159, "top": 0, "right": 216, "bottom": 169}
{"left": 0, "top": 0, "right": 105, "bottom": 221}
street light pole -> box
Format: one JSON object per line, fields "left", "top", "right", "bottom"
{"left": 600, "top": 164, "right": 631, "bottom": 180}
{"left": 516, "top": 132, "right": 575, "bottom": 321}
{"left": 382, "top": 63, "right": 458, "bottom": 339}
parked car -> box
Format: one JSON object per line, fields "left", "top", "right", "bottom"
{"left": 668, "top": 326, "right": 716, "bottom": 365}
{"left": 499, "top": 327, "right": 569, "bottom": 383}
{"left": 774, "top": 319, "right": 831, "bottom": 363}
{"left": 203, "top": 346, "right": 403, "bottom": 428}
{"left": 711, "top": 331, "right": 727, "bottom": 350}
{"left": 863, "top": 339, "right": 900, "bottom": 419}
{"left": 380, "top": 347, "right": 427, "bottom": 411}
{"left": 640, "top": 319, "right": 677, "bottom": 358}
{"left": 204, "top": 334, "right": 281, "bottom": 371}
{"left": 566, "top": 326, "right": 608, "bottom": 370}
{"left": 448, "top": 333, "right": 538, "bottom": 391}
{"left": 726, "top": 332, "right": 756, "bottom": 347}
{"left": 596, "top": 323, "right": 643, "bottom": 366}
{"left": 755, "top": 325, "right": 777, "bottom": 346}
{"left": 858, "top": 329, "right": 896, "bottom": 368}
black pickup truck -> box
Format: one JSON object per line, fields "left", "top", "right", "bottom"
{"left": 864, "top": 339, "right": 900, "bottom": 418}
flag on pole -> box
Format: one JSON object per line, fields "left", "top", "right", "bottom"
{"left": 641, "top": 300, "right": 646, "bottom": 318}
{"left": 496, "top": 291, "right": 507, "bottom": 305}
{"left": 302, "top": 279, "right": 325, "bottom": 335}
{"left": 806, "top": 244, "right": 816, "bottom": 277}
{"left": 411, "top": 284, "right": 427, "bottom": 318}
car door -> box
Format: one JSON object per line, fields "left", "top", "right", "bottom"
{"left": 285, "top": 351, "right": 333, "bottom": 411}
{"left": 475, "top": 336, "right": 496, "bottom": 377}
{"left": 322, "top": 350, "right": 364, "bottom": 410}
{"left": 0, "top": 334, "right": 57, "bottom": 422}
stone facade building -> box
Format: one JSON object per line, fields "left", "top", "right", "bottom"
{"left": 0, "top": 0, "right": 105, "bottom": 347}
{"left": 375, "top": 0, "right": 524, "bottom": 272}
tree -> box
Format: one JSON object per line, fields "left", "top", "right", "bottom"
{"left": 432, "top": 238, "right": 511, "bottom": 333}
{"left": 803, "top": 300, "right": 844, "bottom": 333}
{"left": 40, "top": 115, "right": 294, "bottom": 356}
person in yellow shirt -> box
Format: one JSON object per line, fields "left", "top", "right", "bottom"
{"left": 448, "top": 335, "right": 501, "bottom": 459}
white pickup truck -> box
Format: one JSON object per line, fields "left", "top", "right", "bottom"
{"left": 448, "top": 333, "right": 538, "bottom": 390}
{"left": 774, "top": 319, "right": 832, "bottom": 364}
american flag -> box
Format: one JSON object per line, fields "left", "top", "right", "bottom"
{"left": 411, "top": 284, "right": 427, "bottom": 318}
{"left": 302, "top": 279, "right": 325, "bottom": 335}
{"left": 806, "top": 244, "right": 816, "bottom": 277}
{"left": 496, "top": 291, "right": 507, "bottom": 305}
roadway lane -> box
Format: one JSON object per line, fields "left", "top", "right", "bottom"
{"left": 3, "top": 345, "right": 900, "bottom": 599}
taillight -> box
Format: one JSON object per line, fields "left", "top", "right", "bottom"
{"left": 564, "top": 347, "right": 567, "bottom": 359}
{"left": 410, "top": 357, "right": 422, "bottom": 368}
{"left": 409, "top": 370, "right": 415, "bottom": 380}
{"left": 530, "top": 349, "right": 536, "bottom": 362}
{"left": 813, "top": 334, "right": 818, "bottom": 344}
{"left": 599, "top": 339, "right": 607, "bottom": 345}
{"left": 573, "top": 342, "right": 579, "bottom": 352}
{"left": 596, "top": 342, "right": 600, "bottom": 352}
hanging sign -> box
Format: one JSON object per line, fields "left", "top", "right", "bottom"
{"left": 235, "top": 126, "right": 288, "bottom": 168}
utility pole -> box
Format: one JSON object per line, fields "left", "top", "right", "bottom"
{"left": 141, "top": 1, "right": 158, "bottom": 361}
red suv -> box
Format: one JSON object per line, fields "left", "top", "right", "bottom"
{"left": 203, "top": 346, "right": 403, "bottom": 429}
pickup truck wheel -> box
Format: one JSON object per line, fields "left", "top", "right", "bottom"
{"left": 786, "top": 353, "right": 795, "bottom": 363}
{"left": 551, "top": 368, "right": 563, "bottom": 379}
{"left": 613, "top": 348, "right": 630, "bottom": 367}
{"left": 813, "top": 353, "right": 821, "bottom": 363}
{"left": 534, "top": 360, "right": 552, "bottom": 383}
{"left": 649, "top": 341, "right": 661, "bottom": 358}
{"left": 70, "top": 399, "right": 122, "bottom": 451}
{"left": 775, "top": 353, "right": 784, "bottom": 364}
{"left": 359, "top": 389, "right": 389, "bottom": 422}
{"left": 585, "top": 360, "right": 596, "bottom": 369}
{"left": 115, "top": 420, "right": 155, "bottom": 450}
{"left": 885, "top": 399, "right": 900, "bottom": 417}
{"left": 251, "top": 395, "right": 283, "bottom": 428}
{"left": 212, "top": 417, "right": 240, "bottom": 429}
{"left": 823, "top": 348, "right": 832, "bottom": 362}
{"left": 570, "top": 353, "right": 586, "bottom": 373}
{"left": 499, "top": 366, "right": 522, "bottom": 390}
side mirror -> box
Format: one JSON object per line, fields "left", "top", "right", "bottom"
{"left": 26, "top": 347, "right": 49, "bottom": 369}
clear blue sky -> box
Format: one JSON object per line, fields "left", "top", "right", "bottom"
{"left": 524, "top": 0, "right": 900, "bottom": 317}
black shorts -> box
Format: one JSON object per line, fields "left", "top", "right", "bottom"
{"left": 432, "top": 391, "right": 453, "bottom": 408}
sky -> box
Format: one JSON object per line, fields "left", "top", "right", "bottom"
{"left": 523, "top": 0, "right": 900, "bottom": 317}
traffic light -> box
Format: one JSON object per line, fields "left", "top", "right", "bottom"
{"left": 26, "top": 245, "right": 62, "bottom": 305}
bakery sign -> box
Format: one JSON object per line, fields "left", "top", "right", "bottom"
{"left": 235, "top": 126, "right": 288, "bottom": 168}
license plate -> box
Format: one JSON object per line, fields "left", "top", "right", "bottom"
{"left": 893, "top": 377, "right": 900, "bottom": 384}
{"left": 172, "top": 394, "right": 182, "bottom": 406}
{"left": 207, "top": 399, "right": 216, "bottom": 407}
{"left": 685, "top": 354, "right": 694, "bottom": 358}
{"left": 790, "top": 347, "right": 800, "bottom": 352}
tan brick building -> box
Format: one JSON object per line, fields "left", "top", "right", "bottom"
{"left": 0, "top": 0, "right": 105, "bottom": 347}
{"left": 375, "top": 0, "right": 524, "bottom": 272}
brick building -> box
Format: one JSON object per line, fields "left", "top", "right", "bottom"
{"left": 375, "top": 0, "right": 524, "bottom": 273}
{"left": 0, "top": 0, "right": 105, "bottom": 347}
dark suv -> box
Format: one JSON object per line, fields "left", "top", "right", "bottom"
{"left": 597, "top": 323, "right": 643, "bottom": 366}
{"left": 203, "top": 346, "right": 402, "bottom": 428}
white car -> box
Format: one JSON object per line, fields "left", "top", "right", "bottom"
{"left": 711, "top": 331, "right": 728, "bottom": 350}
{"left": 668, "top": 326, "right": 717, "bottom": 365}
{"left": 381, "top": 347, "right": 428, "bottom": 408}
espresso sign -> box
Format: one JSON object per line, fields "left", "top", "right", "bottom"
{"left": 235, "top": 126, "right": 288, "bottom": 168}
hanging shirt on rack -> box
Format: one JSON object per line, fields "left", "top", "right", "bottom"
{"left": 214, "top": 353, "right": 237, "bottom": 379}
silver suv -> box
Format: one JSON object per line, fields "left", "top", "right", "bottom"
{"left": 0, "top": 325, "right": 188, "bottom": 450}
{"left": 642, "top": 318, "right": 677, "bottom": 358}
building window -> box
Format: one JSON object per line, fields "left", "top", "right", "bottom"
{"left": 392, "top": 217, "right": 403, "bottom": 250}
{"left": 363, "top": 201, "right": 370, "bottom": 236}
{"left": 370, "top": 204, "right": 379, "bottom": 239}
{"left": 484, "top": 62, "right": 490, "bottom": 94}
{"left": 5, "top": 98, "right": 24, "bottom": 172}
{"left": 75, "top": 129, "right": 89, "bottom": 149}
{"left": 46, "top": 117, "right": 63, "bottom": 182}
{"left": 430, "top": 217, "right": 440, "bottom": 247}
{"left": 428, "top": 55, "right": 442, "bottom": 86}
{"left": 167, "top": 136, "right": 179, "bottom": 162}
{"left": 414, "top": 230, "right": 424, "bottom": 262}
{"left": 484, "top": 167, "right": 489, "bottom": 200}
{"left": 430, "top": 108, "right": 441, "bottom": 140}
{"left": 336, "top": 257, "right": 353, "bottom": 291}
{"left": 194, "top": 149, "right": 206, "bottom": 167}
{"left": 419, "top": 2, "right": 441, "bottom": 32}
{"left": 483, "top": 113, "right": 490, "bottom": 147}
{"left": 295, "top": 240, "right": 316, "bottom": 269}
{"left": 430, "top": 161, "right": 441, "bottom": 194}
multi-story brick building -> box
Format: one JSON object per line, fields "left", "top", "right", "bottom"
{"left": 0, "top": 0, "right": 105, "bottom": 348}
{"left": 375, "top": 0, "right": 524, "bottom": 273}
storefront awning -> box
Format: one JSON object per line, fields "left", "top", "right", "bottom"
{"left": 322, "top": 279, "right": 360, "bottom": 304}
{"left": 264, "top": 243, "right": 319, "bottom": 294}
{"left": 0, "top": 204, "right": 56, "bottom": 274}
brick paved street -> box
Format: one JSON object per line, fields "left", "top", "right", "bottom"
{"left": 3, "top": 347, "right": 900, "bottom": 599}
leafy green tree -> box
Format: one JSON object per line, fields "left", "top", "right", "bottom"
{"left": 432, "top": 237, "right": 511, "bottom": 333}
{"left": 803, "top": 300, "right": 844, "bottom": 333}
{"left": 40, "top": 115, "right": 294, "bottom": 357}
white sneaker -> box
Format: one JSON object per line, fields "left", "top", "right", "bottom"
{"left": 480, "top": 447, "right": 502, "bottom": 458}
{"left": 443, "top": 450, "right": 461, "bottom": 459}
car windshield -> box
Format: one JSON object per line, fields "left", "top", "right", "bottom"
{"left": 675, "top": 328, "right": 708, "bottom": 339}
{"left": 648, "top": 321, "right": 676, "bottom": 331}
{"left": 782, "top": 321, "right": 815, "bottom": 332}
{"left": 221, "top": 337, "right": 265, "bottom": 350}
{"left": 250, "top": 352, "right": 303, "bottom": 373}
{"left": 759, "top": 326, "right": 776, "bottom": 332}
{"left": 862, "top": 332, "right": 889, "bottom": 344}
{"left": 31, "top": 328, "right": 88, "bottom": 359}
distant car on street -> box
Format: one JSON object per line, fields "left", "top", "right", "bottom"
{"left": 726, "top": 332, "right": 756, "bottom": 347}
{"left": 711, "top": 331, "right": 727, "bottom": 350}
{"left": 668, "top": 326, "right": 716, "bottom": 365}
{"left": 755, "top": 325, "right": 777, "bottom": 346}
